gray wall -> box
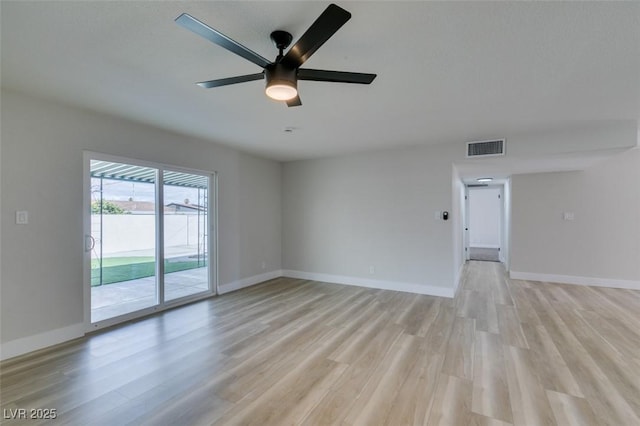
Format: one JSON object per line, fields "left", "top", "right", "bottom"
{"left": 0, "top": 90, "right": 282, "bottom": 344}
{"left": 451, "top": 167, "right": 466, "bottom": 290}
{"left": 511, "top": 148, "right": 640, "bottom": 282}
{"left": 282, "top": 143, "right": 459, "bottom": 292}
{"left": 282, "top": 123, "right": 638, "bottom": 295}
{"left": 502, "top": 178, "right": 512, "bottom": 267}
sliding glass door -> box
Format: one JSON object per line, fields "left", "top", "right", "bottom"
{"left": 163, "top": 170, "right": 209, "bottom": 302}
{"left": 89, "top": 161, "right": 159, "bottom": 322}
{"left": 85, "top": 154, "right": 215, "bottom": 328}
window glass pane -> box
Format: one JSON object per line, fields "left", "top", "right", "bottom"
{"left": 90, "top": 160, "right": 158, "bottom": 322}
{"left": 163, "top": 170, "right": 209, "bottom": 301}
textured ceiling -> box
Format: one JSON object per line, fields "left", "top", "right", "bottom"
{"left": 2, "top": 1, "right": 639, "bottom": 161}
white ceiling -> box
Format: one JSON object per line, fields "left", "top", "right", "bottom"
{"left": 2, "top": 1, "right": 639, "bottom": 162}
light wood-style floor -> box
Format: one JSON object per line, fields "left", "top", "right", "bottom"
{"left": 1, "top": 261, "right": 639, "bottom": 425}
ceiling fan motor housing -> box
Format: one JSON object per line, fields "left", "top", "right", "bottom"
{"left": 265, "top": 63, "right": 297, "bottom": 91}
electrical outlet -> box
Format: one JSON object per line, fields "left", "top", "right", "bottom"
{"left": 261, "top": 261, "right": 266, "bottom": 269}
{"left": 369, "top": 266, "right": 375, "bottom": 274}
{"left": 16, "top": 211, "right": 28, "bottom": 224}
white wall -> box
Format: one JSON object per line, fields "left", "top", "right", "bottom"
{"left": 0, "top": 90, "right": 282, "bottom": 355}
{"left": 511, "top": 148, "right": 640, "bottom": 287}
{"left": 91, "top": 215, "right": 205, "bottom": 254}
{"left": 282, "top": 143, "right": 460, "bottom": 297}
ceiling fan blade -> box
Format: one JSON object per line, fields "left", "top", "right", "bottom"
{"left": 196, "top": 73, "right": 264, "bottom": 88}
{"left": 286, "top": 95, "right": 302, "bottom": 107}
{"left": 176, "top": 13, "right": 271, "bottom": 69}
{"left": 281, "top": 4, "right": 351, "bottom": 69}
{"left": 298, "top": 69, "right": 376, "bottom": 84}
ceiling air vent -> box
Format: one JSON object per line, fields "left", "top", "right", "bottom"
{"left": 466, "top": 139, "right": 505, "bottom": 158}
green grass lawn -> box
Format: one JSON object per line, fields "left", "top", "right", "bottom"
{"left": 91, "top": 256, "right": 205, "bottom": 286}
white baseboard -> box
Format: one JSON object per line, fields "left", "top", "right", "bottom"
{"left": 0, "top": 323, "right": 85, "bottom": 361}
{"left": 282, "top": 270, "right": 454, "bottom": 298}
{"left": 509, "top": 271, "right": 640, "bottom": 290}
{"left": 219, "top": 269, "right": 284, "bottom": 295}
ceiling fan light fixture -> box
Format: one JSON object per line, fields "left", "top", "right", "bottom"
{"left": 265, "top": 64, "right": 298, "bottom": 101}
{"left": 265, "top": 83, "right": 297, "bottom": 101}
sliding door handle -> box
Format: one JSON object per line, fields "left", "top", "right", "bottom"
{"left": 85, "top": 235, "right": 95, "bottom": 252}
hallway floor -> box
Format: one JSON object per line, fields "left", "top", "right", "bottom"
{"left": 469, "top": 247, "right": 500, "bottom": 262}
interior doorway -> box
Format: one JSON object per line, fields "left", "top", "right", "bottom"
{"left": 466, "top": 186, "right": 502, "bottom": 262}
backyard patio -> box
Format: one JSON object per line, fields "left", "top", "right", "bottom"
{"left": 91, "top": 266, "right": 209, "bottom": 322}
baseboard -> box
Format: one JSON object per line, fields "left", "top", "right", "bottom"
{"left": 509, "top": 271, "right": 640, "bottom": 290}
{"left": 0, "top": 323, "right": 85, "bottom": 361}
{"left": 218, "top": 269, "right": 284, "bottom": 295}
{"left": 282, "top": 270, "right": 454, "bottom": 298}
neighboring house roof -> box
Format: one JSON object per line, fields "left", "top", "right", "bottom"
{"left": 100, "top": 200, "right": 205, "bottom": 214}
{"left": 103, "top": 200, "right": 167, "bottom": 213}
{"left": 166, "top": 202, "right": 205, "bottom": 213}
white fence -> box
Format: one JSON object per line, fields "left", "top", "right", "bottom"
{"left": 91, "top": 214, "right": 205, "bottom": 255}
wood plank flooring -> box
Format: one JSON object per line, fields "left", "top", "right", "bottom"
{"left": 1, "top": 261, "right": 639, "bottom": 425}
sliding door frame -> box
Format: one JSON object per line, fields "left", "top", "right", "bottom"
{"left": 83, "top": 151, "right": 218, "bottom": 332}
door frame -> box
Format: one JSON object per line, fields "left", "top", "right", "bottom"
{"left": 464, "top": 184, "right": 504, "bottom": 261}
{"left": 83, "top": 151, "right": 218, "bottom": 332}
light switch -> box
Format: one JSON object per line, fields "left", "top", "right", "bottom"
{"left": 16, "top": 210, "right": 29, "bottom": 224}
{"left": 434, "top": 211, "right": 441, "bottom": 220}
{"left": 563, "top": 212, "right": 575, "bottom": 221}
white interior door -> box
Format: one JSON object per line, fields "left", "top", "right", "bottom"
{"left": 468, "top": 187, "right": 501, "bottom": 249}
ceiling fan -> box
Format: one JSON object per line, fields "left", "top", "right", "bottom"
{"left": 175, "top": 3, "right": 377, "bottom": 107}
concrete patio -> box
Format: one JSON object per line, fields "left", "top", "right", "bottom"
{"left": 91, "top": 266, "right": 209, "bottom": 322}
